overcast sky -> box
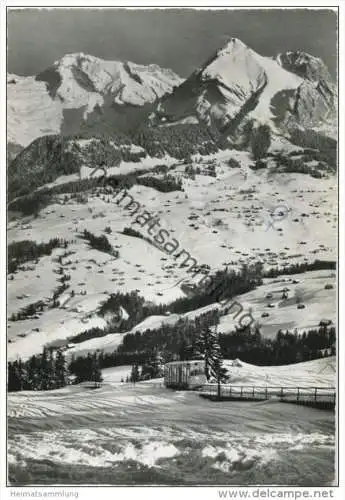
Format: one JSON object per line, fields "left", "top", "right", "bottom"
{"left": 7, "top": 8, "right": 337, "bottom": 78}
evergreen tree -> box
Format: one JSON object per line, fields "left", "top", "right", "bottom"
{"left": 17, "top": 359, "right": 27, "bottom": 390}
{"left": 26, "top": 354, "right": 40, "bottom": 390}
{"left": 241, "top": 119, "right": 255, "bottom": 149}
{"left": 39, "top": 348, "right": 53, "bottom": 390}
{"left": 251, "top": 124, "right": 271, "bottom": 160}
{"left": 195, "top": 316, "right": 225, "bottom": 382}
{"left": 7, "top": 362, "right": 17, "bottom": 391}
{"left": 55, "top": 350, "right": 67, "bottom": 388}
{"left": 8, "top": 359, "right": 25, "bottom": 391}
{"left": 85, "top": 353, "right": 94, "bottom": 382}
{"left": 49, "top": 349, "right": 57, "bottom": 389}
{"left": 179, "top": 338, "right": 192, "bottom": 361}
{"left": 91, "top": 352, "right": 103, "bottom": 387}
{"left": 130, "top": 364, "right": 140, "bottom": 383}
{"left": 141, "top": 350, "right": 163, "bottom": 379}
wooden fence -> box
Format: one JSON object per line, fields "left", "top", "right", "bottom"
{"left": 200, "top": 384, "right": 336, "bottom": 409}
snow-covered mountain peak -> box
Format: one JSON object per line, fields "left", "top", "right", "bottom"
{"left": 8, "top": 53, "right": 183, "bottom": 147}
{"left": 215, "top": 37, "right": 249, "bottom": 56}
{"left": 198, "top": 37, "right": 267, "bottom": 105}
{"left": 38, "top": 52, "right": 183, "bottom": 108}
{"left": 150, "top": 39, "right": 336, "bottom": 145}
{"left": 196, "top": 37, "right": 305, "bottom": 108}
{"left": 54, "top": 52, "right": 87, "bottom": 65}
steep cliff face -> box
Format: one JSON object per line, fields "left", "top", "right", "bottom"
{"left": 150, "top": 40, "right": 336, "bottom": 145}
{"left": 152, "top": 38, "right": 299, "bottom": 130}
{"left": 271, "top": 80, "right": 335, "bottom": 132}
{"left": 276, "top": 51, "right": 334, "bottom": 85}
{"left": 293, "top": 80, "right": 335, "bottom": 126}
{"left": 272, "top": 51, "right": 336, "bottom": 133}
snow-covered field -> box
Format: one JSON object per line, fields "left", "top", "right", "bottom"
{"left": 218, "top": 270, "right": 336, "bottom": 338}
{"left": 222, "top": 357, "right": 335, "bottom": 387}
{"left": 8, "top": 357, "right": 336, "bottom": 485}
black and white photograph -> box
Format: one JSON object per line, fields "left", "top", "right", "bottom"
{"left": 1, "top": 3, "right": 343, "bottom": 492}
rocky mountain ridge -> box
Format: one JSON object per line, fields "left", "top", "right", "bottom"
{"left": 7, "top": 53, "right": 183, "bottom": 148}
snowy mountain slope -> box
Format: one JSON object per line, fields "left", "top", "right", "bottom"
{"left": 58, "top": 268, "right": 335, "bottom": 361}
{"left": 7, "top": 141, "right": 24, "bottom": 165}
{"left": 8, "top": 134, "right": 146, "bottom": 199}
{"left": 7, "top": 148, "right": 336, "bottom": 361}
{"left": 200, "top": 39, "right": 303, "bottom": 125}
{"left": 6, "top": 41, "right": 337, "bottom": 363}
{"left": 7, "top": 74, "right": 64, "bottom": 147}
{"left": 7, "top": 54, "right": 183, "bottom": 147}
{"left": 6, "top": 39, "right": 337, "bottom": 489}
{"left": 151, "top": 38, "right": 336, "bottom": 144}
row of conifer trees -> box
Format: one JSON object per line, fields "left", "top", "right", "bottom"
{"left": 8, "top": 349, "right": 102, "bottom": 392}
{"left": 7, "top": 315, "right": 224, "bottom": 391}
